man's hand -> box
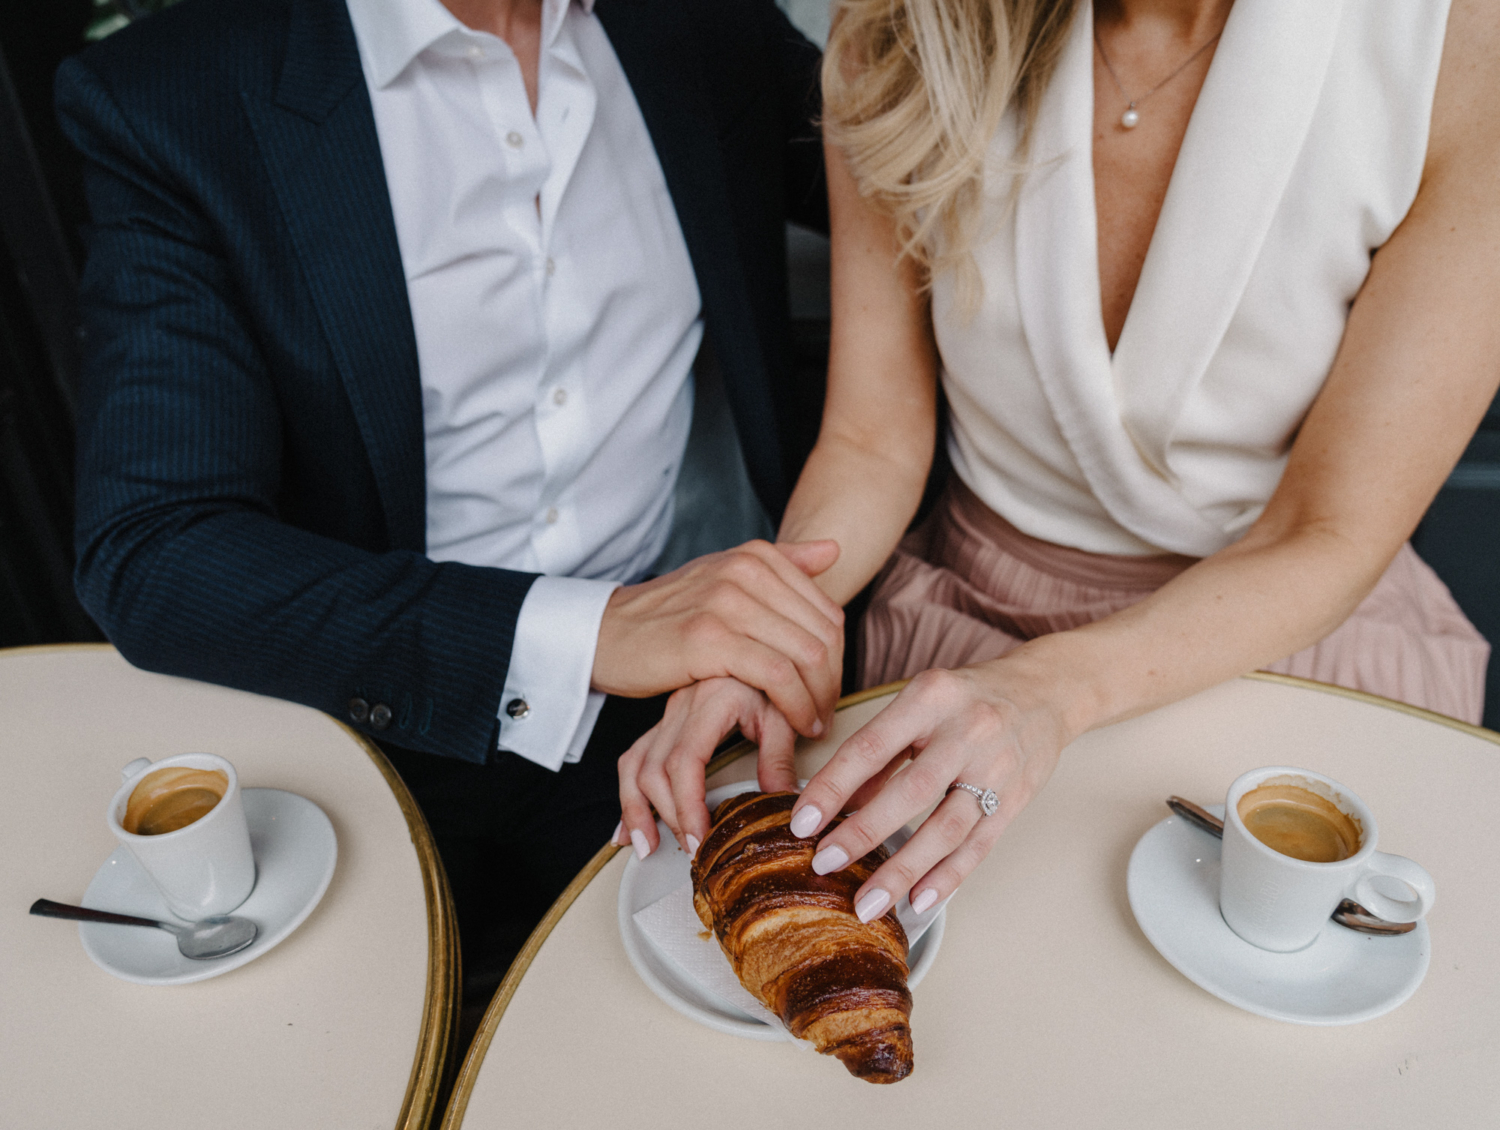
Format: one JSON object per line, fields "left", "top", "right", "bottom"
{"left": 592, "top": 540, "right": 844, "bottom": 739}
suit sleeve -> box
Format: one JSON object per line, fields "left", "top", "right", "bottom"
{"left": 56, "top": 55, "right": 534, "bottom": 766}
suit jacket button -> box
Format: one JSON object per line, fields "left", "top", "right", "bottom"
{"left": 348, "top": 697, "right": 370, "bottom": 723}
{"left": 370, "top": 703, "right": 392, "bottom": 730}
{"left": 505, "top": 697, "right": 531, "bottom": 720}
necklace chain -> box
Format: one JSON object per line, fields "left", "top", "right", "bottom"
{"left": 1093, "top": 25, "right": 1223, "bottom": 129}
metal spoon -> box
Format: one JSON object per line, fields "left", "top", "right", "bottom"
{"left": 1164, "top": 798, "right": 1415, "bottom": 936}
{"left": 30, "top": 897, "right": 259, "bottom": 959}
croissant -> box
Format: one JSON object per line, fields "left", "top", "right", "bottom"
{"left": 691, "top": 791, "right": 913, "bottom": 1083}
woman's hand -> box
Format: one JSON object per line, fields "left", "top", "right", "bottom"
{"left": 786, "top": 663, "right": 1076, "bottom": 922}
{"left": 616, "top": 678, "right": 800, "bottom": 859}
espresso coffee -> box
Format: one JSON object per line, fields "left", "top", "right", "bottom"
{"left": 1237, "top": 783, "right": 1361, "bottom": 863}
{"left": 122, "top": 766, "right": 228, "bottom": 836}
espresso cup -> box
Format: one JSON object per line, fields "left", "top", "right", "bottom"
{"left": 1219, "top": 766, "right": 1435, "bottom": 952}
{"left": 107, "top": 753, "right": 256, "bottom": 920}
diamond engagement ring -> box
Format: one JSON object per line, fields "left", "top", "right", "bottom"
{"left": 950, "top": 781, "right": 999, "bottom": 817}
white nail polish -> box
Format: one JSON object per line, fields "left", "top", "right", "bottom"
{"left": 855, "top": 889, "right": 891, "bottom": 923}
{"left": 630, "top": 828, "right": 651, "bottom": 861}
{"left": 686, "top": 834, "right": 701, "bottom": 855}
{"left": 789, "top": 805, "right": 822, "bottom": 839}
{"left": 910, "top": 888, "right": 938, "bottom": 916}
{"left": 811, "top": 844, "right": 849, "bottom": 875}
{"left": 611, "top": 821, "right": 623, "bottom": 847}
{"left": 811, "top": 718, "right": 824, "bottom": 736}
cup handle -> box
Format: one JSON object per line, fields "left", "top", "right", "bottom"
{"left": 120, "top": 757, "right": 152, "bottom": 783}
{"left": 1353, "top": 853, "right": 1436, "bottom": 924}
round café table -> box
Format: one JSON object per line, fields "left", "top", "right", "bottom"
{"left": 443, "top": 673, "right": 1498, "bottom": 1128}
{"left": 0, "top": 645, "right": 457, "bottom": 1130}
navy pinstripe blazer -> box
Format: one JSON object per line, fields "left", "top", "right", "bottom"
{"left": 56, "top": 0, "right": 826, "bottom": 764}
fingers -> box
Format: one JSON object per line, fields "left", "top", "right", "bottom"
{"left": 840, "top": 791, "right": 981, "bottom": 920}
{"left": 775, "top": 538, "right": 841, "bottom": 582}
{"left": 735, "top": 539, "right": 843, "bottom": 625}
{"left": 712, "top": 631, "right": 821, "bottom": 737}
{"left": 899, "top": 798, "right": 1015, "bottom": 914}
{"left": 752, "top": 707, "right": 798, "bottom": 794}
{"left": 790, "top": 673, "right": 959, "bottom": 843}
{"left": 700, "top": 546, "right": 843, "bottom": 725}
{"left": 616, "top": 729, "right": 664, "bottom": 860}
{"left": 665, "top": 695, "right": 751, "bottom": 850}
{"left": 785, "top": 668, "right": 1052, "bottom": 921}
{"left": 619, "top": 680, "right": 780, "bottom": 859}
{"left": 846, "top": 749, "right": 912, "bottom": 811}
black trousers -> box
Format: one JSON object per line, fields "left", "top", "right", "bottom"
{"left": 383, "top": 694, "right": 667, "bottom": 987}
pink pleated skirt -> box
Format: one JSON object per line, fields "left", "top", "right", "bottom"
{"left": 859, "top": 478, "right": 1490, "bottom": 724}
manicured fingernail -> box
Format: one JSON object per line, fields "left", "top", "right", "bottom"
{"left": 686, "top": 834, "right": 701, "bottom": 854}
{"left": 856, "top": 889, "right": 891, "bottom": 923}
{"left": 790, "top": 805, "right": 822, "bottom": 839}
{"left": 611, "top": 821, "right": 624, "bottom": 847}
{"left": 811, "top": 718, "right": 824, "bottom": 736}
{"left": 910, "top": 888, "right": 938, "bottom": 915}
{"left": 811, "top": 844, "right": 849, "bottom": 875}
{"left": 630, "top": 828, "right": 651, "bottom": 860}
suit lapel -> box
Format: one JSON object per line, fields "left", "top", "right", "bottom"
{"left": 595, "top": 0, "right": 786, "bottom": 507}
{"left": 242, "top": 0, "right": 426, "bottom": 551}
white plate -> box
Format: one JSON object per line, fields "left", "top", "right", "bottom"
{"left": 80, "top": 789, "right": 337, "bottom": 985}
{"left": 1127, "top": 804, "right": 1429, "bottom": 1025}
{"left": 619, "top": 781, "right": 945, "bottom": 1040}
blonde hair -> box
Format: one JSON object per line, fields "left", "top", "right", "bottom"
{"left": 823, "top": 0, "right": 1078, "bottom": 290}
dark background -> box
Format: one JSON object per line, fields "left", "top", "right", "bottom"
{"left": 2, "top": 1, "right": 1496, "bottom": 727}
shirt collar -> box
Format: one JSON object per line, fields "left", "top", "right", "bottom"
{"left": 347, "top": 0, "right": 596, "bottom": 90}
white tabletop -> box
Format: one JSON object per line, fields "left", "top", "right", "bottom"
{"left": 445, "top": 674, "right": 1499, "bottom": 1129}
{"left": 0, "top": 645, "right": 456, "bottom": 1130}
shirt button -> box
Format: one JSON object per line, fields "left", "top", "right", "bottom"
{"left": 545, "top": 257, "right": 556, "bottom": 276}
{"left": 369, "top": 703, "right": 392, "bottom": 731}
{"left": 506, "top": 697, "right": 531, "bottom": 720}
{"left": 467, "top": 45, "right": 483, "bottom": 59}
{"left": 347, "top": 697, "right": 370, "bottom": 723}
{"left": 553, "top": 387, "right": 567, "bottom": 406}
{"left": 506, "top": 131, "right": 524, "bottom": 149}
{"left": 545, "top": 507, "right": 559, "bottom": 524}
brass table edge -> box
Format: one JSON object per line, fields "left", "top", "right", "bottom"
{"left": 440, "top": 839, "right": 621, "bottom": 1130}
{"left": 0, "top": 641, "right": 117, "bottom": 657}
{"left": 346, "top": 724, "right": 461, "bottom": 1130}
{"left": 439, "top": 682, "right": 911, "bottom": 1128}
{"left": 1244, "top": 670, "right": 1499, "bottom": 745}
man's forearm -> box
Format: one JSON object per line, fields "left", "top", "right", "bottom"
{"left": 77, "top": 502, "right": 536, "bottom": 764}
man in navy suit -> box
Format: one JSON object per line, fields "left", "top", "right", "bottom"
{"left": 56, "top": 0, "right": 834, "bottom": 977}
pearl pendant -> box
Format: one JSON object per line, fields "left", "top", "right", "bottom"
{"left": 1121, "top": 105, "right": 1140, "bottom": 129}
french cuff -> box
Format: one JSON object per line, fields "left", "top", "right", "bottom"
{"left": 497, "top": 576, "right": 620, "bottom": 772}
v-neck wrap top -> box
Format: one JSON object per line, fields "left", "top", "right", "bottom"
{"left": 936, "top": 0, "right": 1452, "bottom": 558}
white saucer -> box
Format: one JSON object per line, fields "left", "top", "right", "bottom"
{"left": 1127, "top": 804, "right": 1429, "bottom": 1025}
{"left": 619, "top": 781, "right": 945, "bottom": 1040}
{"left": 80, "top": 789, "right": 337, "bottom": 985}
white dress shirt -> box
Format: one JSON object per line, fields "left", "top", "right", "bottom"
{"left": 347, "top": 0, "right": 704, "bottom": 769}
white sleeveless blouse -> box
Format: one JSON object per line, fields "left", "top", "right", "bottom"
{"left": 936, "top": 0, "right": 1451, "bottom": 557}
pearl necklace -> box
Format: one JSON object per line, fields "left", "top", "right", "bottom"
{"left": 1094, "top": 26, "right": 1223, "bottom": 130}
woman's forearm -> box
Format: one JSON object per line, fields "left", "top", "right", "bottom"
{"left": 988, "top": 522, "right": 1393, "bottom": 744}
{"left": 780, "top": 137, "right": 941, "bottom": 605}
{"left": 778, "top": 427, "right": 932, "bottom": 606}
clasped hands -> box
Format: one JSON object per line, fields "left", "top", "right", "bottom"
{"left": 613, "top": 569, "right": 1074, "bottom": 923}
